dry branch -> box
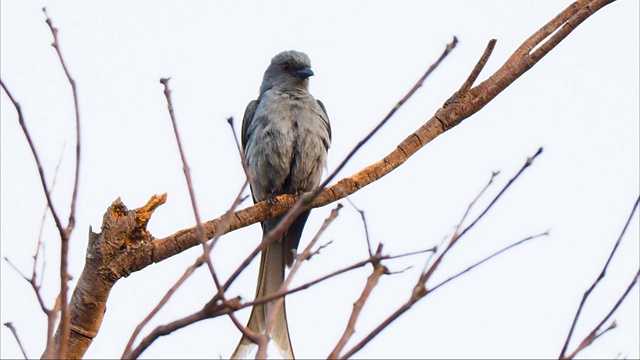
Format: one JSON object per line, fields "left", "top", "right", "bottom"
{"left": 560, "top": 197, "right": 640, "bottom": 359}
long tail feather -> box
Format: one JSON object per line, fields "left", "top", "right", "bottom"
{"left": 231, "top": 221, "right": 294, "bottom": 359}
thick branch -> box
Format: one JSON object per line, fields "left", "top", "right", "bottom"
{"left": 57, "top": 195, "right": 165, "bottom": 359}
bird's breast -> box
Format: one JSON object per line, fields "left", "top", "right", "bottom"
{"left": 246, "top": 90, "right": 329, "bottom": 199}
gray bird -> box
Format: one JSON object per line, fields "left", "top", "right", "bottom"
{"left": 231, "top": 50, "right": 331, "bottom": 359}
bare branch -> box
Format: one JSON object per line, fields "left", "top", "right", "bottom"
{"left": 565, "top": 271, "right": 639, "bottom": 359}
{"left": 560, "top": 196, "right": 640, "bottom": 359}
{"left": 227, "top": 116, "right": 253, "bottom": 181}
{"left": 458, "top": 39, "right": 497, "bottom": 93}
{"left": 42, "top": 8, "right": 82, "bottom": 234}
{"left": 345, "top": 198, "right": 374, "bottom": 257}
{"left": 4, "top": 322, "right": 29, "bottom": 359}
{"left": 430, "top": 231, "right": 549, "bottom": 294}
{"left": 457, "top": 148, "right": 542, "bottom": 241}
{"left": 453, "top": 171, "right": 500, "bottom": 235}
{"left": 0, "top": 79, "right": 64, "bottom": 237}
{"left": 329, "top": 245, "right": 388, "bottom": 358}
{"left": 159, "top": 78, "right": 224, "bottom": 287}
{"left": 41, "top": 7, "right": 83, "bottom": 357}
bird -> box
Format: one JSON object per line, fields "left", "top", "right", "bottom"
{"left": 231, "top": 50, "right": 331, "bottom": 359}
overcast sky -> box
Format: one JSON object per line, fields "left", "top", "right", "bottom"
{"left": 1, "top": 1, "right": 638, "bottom": 359}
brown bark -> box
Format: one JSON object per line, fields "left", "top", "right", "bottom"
{"left": 49, "top": 195, "right": 165, "bottom": 359}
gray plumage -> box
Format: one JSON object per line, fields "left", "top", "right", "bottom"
{"left": 231, "top": 50, "right": 331, "bottom": 359}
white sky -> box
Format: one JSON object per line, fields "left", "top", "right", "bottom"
{"left": 1, "top": 1, "right": 638, "bottom": 359}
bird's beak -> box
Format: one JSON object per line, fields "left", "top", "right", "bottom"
{"left": 295, "top": 67, "right": 314, "bottom": 78}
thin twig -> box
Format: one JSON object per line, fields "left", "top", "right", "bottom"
{"left": 329, "top": 245, "right": 387, "bottom": 358}
{"left": 3, "top": 255, "right": 60, "bottom": 358}
{"left": 42, "top": 8, "right": 82, "bottom": 358}
{"left": 122, "top": 256, "right": 204, "bottom": 359}
{"left": 4, "top": 323, "right": 28, "bottom": 359}
{"left": 560, "top": 196, "right": 640, "bottom": 359}
{"left": 453, "top": 171, "right": 499, "bottom": 235}
{"left": 430, "top": 231, "right": 549, "bottom": 294}
{"left": 458, "top": 39, "right": 497, "bottom": 93}
{"left": 458, "top": 148, "right": 542, "bottom": 240}
{"left": 159, "top": 78, "right": 208, "bottom": 248}
{"left": 159, "top": 78, "right": 223, "bottom": 288}
{"left": 34, "top": 144, "right": 65, "bottom": 287}
{"left": 345, "top": 198, "right": 373, "bottom": 257}
{"left": 0, "top": 80, "right": 64, "bottom": 235}
{"left": 3, "top": 258, "right": 30, "bottom": 282}
{"left": 227, "top": 116, "right": 253, "bottom": 181}
{"left": 565, "top": 270, "right": 639, "bottom": 359}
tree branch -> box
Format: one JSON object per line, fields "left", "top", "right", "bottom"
{"left": 560, "top": 196, "right": 640, "bottom": 359}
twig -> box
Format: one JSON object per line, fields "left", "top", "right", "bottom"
{"left": 42, "top": 8, "right": 81, "bottom": 231}
{"left": 458, "top": 39, "right": 497, "bottom": 93}
{"left": 159, "top": 78, "right": 208, "bottom": 249}
{"left": 159, "top": 78, "right": 223, "bottom": 287}
{"left": 3, "top": 256, "right": 60, "bottom": 358}
{"left": 42, "top": 7, "right": 82, "bottom": 358}
{"left": 458, "top": 148, "right": 542, "bottom": 240}
{"left": 227, "top": 116, "right": 253, "bottom": 181}
{"left": 34, "top": 144, "right": 65, "bottom": 286}
{"left": 4, "top": 322, "right": 28, "bottom": 359}
{"left": 126, "top": 300, "right": 241, "bottom": 360}
{"left": 430, "top": 231, "right": 549, "bottom": 293}
{"left": 122, "top": 256, "right": 203, "bottom": 359}
{"left": 560, "top": 196, "right": 640, "bottom": 359}
{"left": 453, "top": 171, "right": 500, "bottom": 235}
{"left": 0, "top": 80, "right": 64, "bottom": 237}
{"left": 565, "top": 270, "right": 639, "bottom": 359}
{"left": 345, "top": 198, "right": 374, "bottom": 257}
{"left": 329, "top": 245, "right": 388, "bottom": 358}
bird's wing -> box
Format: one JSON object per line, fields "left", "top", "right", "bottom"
{"left": 317, "top": 99, "right": 332, "bottom": 147}
{"left": 241, "top": 100, "right": 259, "bottom": 151}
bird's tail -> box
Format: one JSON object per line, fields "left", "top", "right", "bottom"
{"left": 231, "top": 223, "right": 294, "bottom": 359}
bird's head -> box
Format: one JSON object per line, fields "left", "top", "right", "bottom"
{"left": 260, "top": 50, "right": 314, "bottom": 94}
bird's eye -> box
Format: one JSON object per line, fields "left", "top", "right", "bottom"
{"left": 281, "top": 62, "right": 291, "bottom": 72}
